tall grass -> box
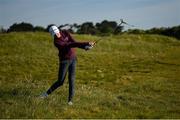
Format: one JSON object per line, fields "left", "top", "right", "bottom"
{"left": 0, "top": 32, "right": 180, "bottom": 118}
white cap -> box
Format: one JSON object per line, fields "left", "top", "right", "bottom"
{"left": 49, "top": 25, "right": 60, "bottom": 38}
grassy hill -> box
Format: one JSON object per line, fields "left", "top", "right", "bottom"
{"left": 0, "top": 32, "right": 180, "bottom": 118}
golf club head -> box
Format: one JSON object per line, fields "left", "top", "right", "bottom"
{"left": 120, "top": 19, "right": 127, "bottom": 24}
{"left": 120, "top": 19, "right": 135, "bottom": 27}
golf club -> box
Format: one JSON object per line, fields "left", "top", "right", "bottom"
{"left": 119, "top": 19, "right": 135, "bottom": 27}
{"left": 95, "top": 19, "right": 135, "bottom": 44}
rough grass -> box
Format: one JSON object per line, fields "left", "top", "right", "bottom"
{"left": 0, "top": 32, "right": 180, "bottom": 118}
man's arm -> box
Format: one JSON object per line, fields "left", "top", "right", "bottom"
{"left": 54, "top": 39, "right": 90, "bottom": 49}
{"left": 64, "top": 30, "right": 93, "bottom": 49}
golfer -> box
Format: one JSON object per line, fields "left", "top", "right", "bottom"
{"left": 40, "top": 25, "right": 94, "bottom": 105}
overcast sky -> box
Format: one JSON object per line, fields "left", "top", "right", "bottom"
{"left": 0, "top": 0, "right": 180, "bottom": 29}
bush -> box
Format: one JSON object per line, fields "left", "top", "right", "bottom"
{"left": 33, "top": 26, "right": 45, "bottom": 32}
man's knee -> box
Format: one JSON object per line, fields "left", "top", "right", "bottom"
{"left": 55, "top": 80, "right": 64, "bottom": 87}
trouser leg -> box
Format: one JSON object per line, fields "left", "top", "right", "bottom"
{"left": 68, "top": 58, "right": 76, "bottom": 102}
{"left": 47, "top": 60, "right": 69, "bottom": 95}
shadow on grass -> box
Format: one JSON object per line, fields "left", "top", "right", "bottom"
{"left": 0, "top": 87, "right": 32, "bottom": 99}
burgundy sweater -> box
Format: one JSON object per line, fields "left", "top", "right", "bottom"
{"left": 54, "top": 30, "right": 89, "bottom": 61}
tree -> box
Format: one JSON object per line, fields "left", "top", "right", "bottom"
{"left": 114, "top": 26, "right": 124, "bottom": 34}
{"left": 72, "top": 23, "right": 80, "bottom": 33}
{"left": 8, "top": 22, "right": 34, "bottom": 32}
{"left": 96, "top": 20, "right": 119, "bottom": 35}
{"left": 172, "top": 26, "right": 180, "bottom": 39}
{"left": 162, "top": 26, "right": 180, "bottom": 40}
{"left": 77, "top": 22, "right": 96, "bottom": 34}
{"left": 144, "top": 26, "right": 180, "bottom": 40}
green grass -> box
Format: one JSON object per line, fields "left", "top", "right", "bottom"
{"left": 0, "top": 32, "right": 180, "bottom": 118}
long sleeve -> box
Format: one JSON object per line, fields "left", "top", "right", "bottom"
{"left": 54, "top": 39, "right": 89, "bottom": 49}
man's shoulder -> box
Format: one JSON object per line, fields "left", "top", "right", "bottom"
{"left": 61, "top": 30, "right": 70, "bottom": 35}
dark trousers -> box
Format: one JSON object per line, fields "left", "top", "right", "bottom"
{"left": 47, "top": 58, "right": 76, "bottom": 102}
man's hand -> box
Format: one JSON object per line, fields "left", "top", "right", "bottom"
{"left": 89, "top": 42, "right": 95, "bottom": 46}
{"left": 85, "top": 45, "right": 93, "bottom": 51}
{"left": 85, "top": 42, "right": 95, "bottom": 51}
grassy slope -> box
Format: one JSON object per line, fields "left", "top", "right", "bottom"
{"left": 0, "top": 32, "right": 180, "bottom": 118}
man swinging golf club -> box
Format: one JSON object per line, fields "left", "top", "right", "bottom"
{"left": 40, "top": 25, "right": 95, "bottom": 105}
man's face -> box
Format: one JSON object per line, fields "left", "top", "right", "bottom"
{"left": 56, "top": 32, "right": 61, "bottom": 38}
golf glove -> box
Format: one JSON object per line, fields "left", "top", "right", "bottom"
{"left": 85, "top": 45, "right": 93, "bottom": 51}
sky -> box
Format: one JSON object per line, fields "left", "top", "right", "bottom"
{"left": 0, "top": 0, "right": 180, "bottom": 29}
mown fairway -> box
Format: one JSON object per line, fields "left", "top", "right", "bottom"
{"left": 0, "top": 32, "right": 180, "bottom": 118}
